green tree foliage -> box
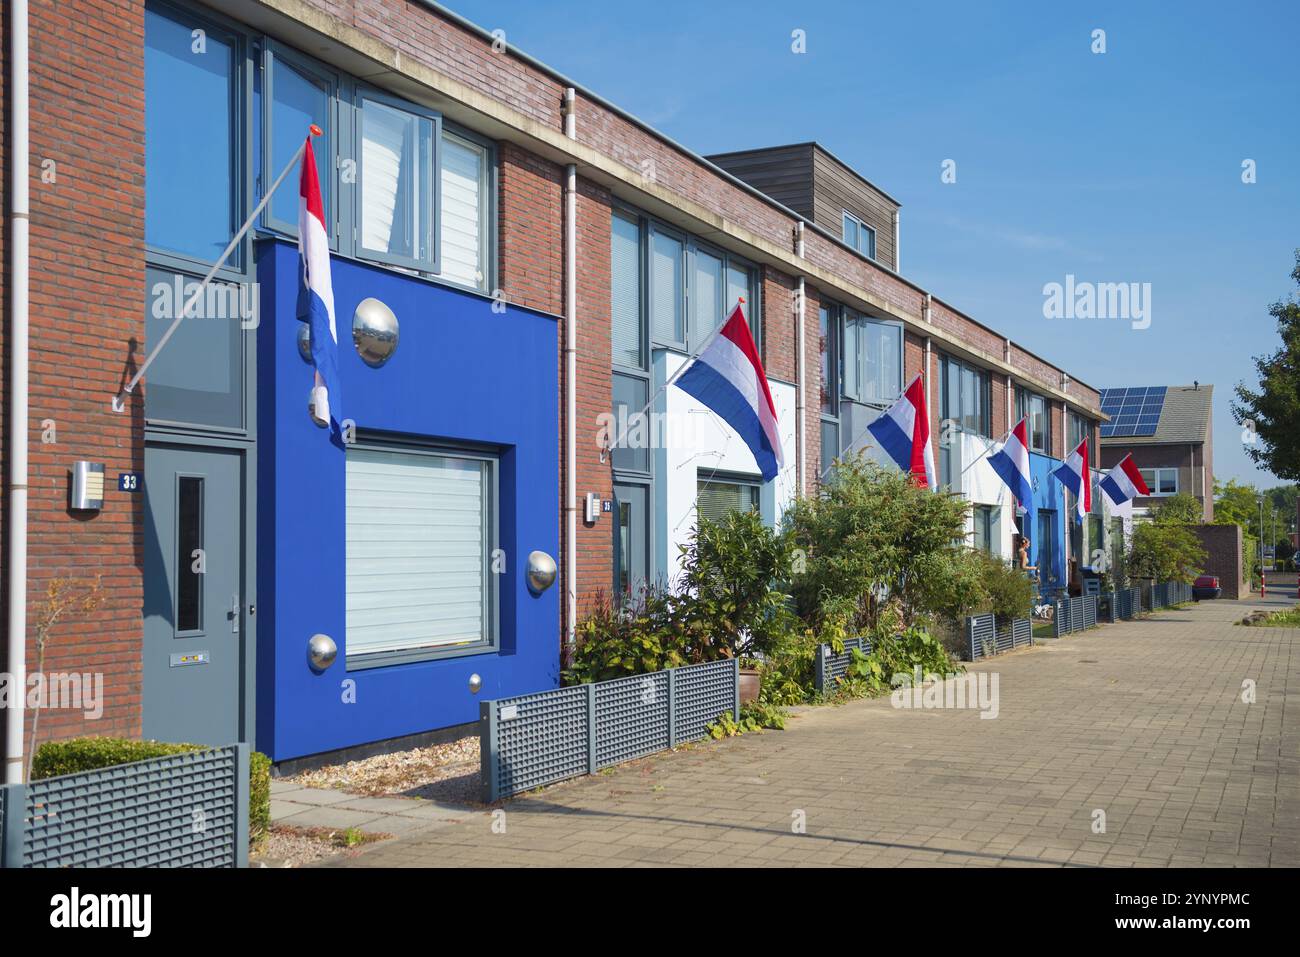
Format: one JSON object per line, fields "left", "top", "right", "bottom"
{"left": 1127, "top": 522, "right": 1207, "bottom": 584}
{"left": 1232, "top": 251, "right": 1300, "bottom": 480}
{"left": 1214, "top": 479, "right": 1260, "bottom": 529}
{"left": 1152, "top": 492, "right": 1203, "bottom": 525}
{"left": 786, "top": 457, "right": 970, "bottom": 631}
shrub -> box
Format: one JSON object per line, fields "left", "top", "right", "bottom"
{"left": 1128, "top": 522, "right": 1206, "bottom": 584}
{"left": 976, "top": 552, "right": 1036, "bottom": 622}
{"left": 31, "top": 736, "right": 272, "bottom": 848}
{"left": 787, "top": 456, "right": 970, "bottom": 632}
{"left": 675, "top": 508, "right": 799, "bottom": 659}
{"left": 564, "top": 587, "right": 689, "bottom": 684}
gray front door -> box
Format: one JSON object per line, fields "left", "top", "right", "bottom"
{"left": 143, "top": 444, "right": 246, "bottom": 745}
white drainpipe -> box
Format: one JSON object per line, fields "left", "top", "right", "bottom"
{"left": 6, "top": 0, "right": 30, "bottom": 783}
{"left": 794, "top": 222, "right": 806, "bottom": 493}
{"left": 563, "top": 88, "right": 577, "bottom": 650}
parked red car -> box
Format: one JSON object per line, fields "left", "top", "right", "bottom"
{"left": 1193, "top": 575, "right": 1221, "bottom": 600}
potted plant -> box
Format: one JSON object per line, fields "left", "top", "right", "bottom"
{"left": 738, "top": 656, "right": 761, "bottom": 705}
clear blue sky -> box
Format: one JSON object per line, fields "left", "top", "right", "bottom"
{"left": 448, "top": 0, "right": 1299, "bottom": 487}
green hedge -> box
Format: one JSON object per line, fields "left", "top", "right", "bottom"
{"left": 32, "top": 737, "right": 271, "bottom": 847}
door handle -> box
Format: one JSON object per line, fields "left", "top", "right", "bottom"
{"left": 229, "top": 595, "right": 240, "bottom": 634}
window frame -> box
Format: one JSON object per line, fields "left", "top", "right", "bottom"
{"left": 1017, "top": 387, "right": 1052, "bottom": 454}
{"left": 437, "top": 124, "right": 497, "bottom": 292}
{"left": 973, "top": 504, "right": 999, "bottom": 555}
{"left": 353, "top": 83, "right": 442, "bottom": 275}
{"left": 260, "top": 39, "right": 340, "bottom": 243}
{"left": 344, "top": 437, "right": 500, "bottom": 670}
{"left": 647, "top": 220, "right": 687, "bottom": 350}
{"left": 1138, "top": 467, "right": 1179, "bottom": 497}
{"left": 842, "top": 209, "right": 877, "bottom": 261}
{"left": 939, "top": 353, "right": 992, "bottom": 439}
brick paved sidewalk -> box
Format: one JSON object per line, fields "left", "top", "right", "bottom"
{"left": 319, "top": 597, "right": 1300, "bottom": 868}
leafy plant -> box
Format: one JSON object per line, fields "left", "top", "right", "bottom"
{"left": 564, "top": 588, "right": 690, "bottom": 684}
{"left": 1127, "top": 522, "right": 1206, "bottom": 584}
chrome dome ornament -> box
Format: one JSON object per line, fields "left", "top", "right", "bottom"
{"left": 352, "top": 297, "right": 399, "bottom": 367}
{"left": 307, "top": 633, "right": 338, "bottom": 672}
{"left": 468, "top": 673, "right": 483, "bottom": 694}
{"left": 526, "top": 550, "right": 557, "bottom": 594}
{"left": 297, "top": 323, "right": 312, "bottom": 362}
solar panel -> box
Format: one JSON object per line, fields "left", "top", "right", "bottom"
{"left": 1099, "top": 386, "right": 1167, "bottom": 437}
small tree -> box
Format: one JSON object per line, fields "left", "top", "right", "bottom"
{"left": 1127, "top": 523, "right": 1206, "bottom": 584}
{"left": 787, "top": 456, "right": 970, "bottom": 631}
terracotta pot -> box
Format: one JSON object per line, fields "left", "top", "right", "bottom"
{"left": 738, "top": 667, "right": 761, "bottom": 705}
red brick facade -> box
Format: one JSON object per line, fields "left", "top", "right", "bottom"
{"left": 0, "top": 0, "right": 146, "bottom": 743}
{"left": 0, "top": 0, "right": 1108, "bottom": 751}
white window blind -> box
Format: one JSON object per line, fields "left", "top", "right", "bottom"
{"left": 440, "top": 133, "right": 486, "bottom": 289}
{"left": 359, "top": 97, "right": 431, "bottom": 264}
{"left": 346, "top": 447, "right": 492, "bottom": 660}
{"left": 692, "top": 248, "right": 723, "bottom": 341}
{"left": 697, "top": 477, "right": 759, "bottom": 523}
{"left": 650, "top": 229, "right": 683, "bottom": 344}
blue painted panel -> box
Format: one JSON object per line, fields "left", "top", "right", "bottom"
{"left": 1028, "top": 452, "right": 1067, "bottom": 592}
{"left": 255, "top": 238, "right": 559, "bottom": 761}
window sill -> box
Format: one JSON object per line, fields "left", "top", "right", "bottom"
{"left": 346, "top": 641, "right": 499, "bottom": 672}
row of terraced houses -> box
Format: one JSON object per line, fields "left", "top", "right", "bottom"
{"left": 0, "top": 0, "right": 1121, "bottom": 771}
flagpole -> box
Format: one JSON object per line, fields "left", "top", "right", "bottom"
{"left": 602, "top": 298, "right": 745, "bottom": 462}
{"left": 112, "top": 126, "right": 322, "bottom": 412}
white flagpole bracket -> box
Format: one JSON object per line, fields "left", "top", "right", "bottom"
{"left": 112, "top": 131, "right": 318, "bottom": 413}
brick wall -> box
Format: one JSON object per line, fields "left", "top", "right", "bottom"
{"left": 1192, "top": 523, "right": 1244, "bottom": 599}
{"left": 0, "top": 0, "right": 147, "bottom": 744}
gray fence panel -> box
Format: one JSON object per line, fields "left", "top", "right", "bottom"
{"left": 673, "top": 659, "right": 739, "bottom": 743}
{"left": 965, "top": 614, "right": 1032, "bottom": 660}
{"left": 482, "top": 660, "right": 738, "bottom": 802}
{"left": 485, "top": 685, "right": 589, "bottom": 800}
{"left": 816, "top": 636, "right": 875, "bottom": 686}
{"left": 19, "top": 745, "right": 243, "bottom": 868}
{"left": 594, "top": 670, "right": 671, "bottom": 769}
{"left": 1082, "top": 595, "right": 1097, "bottom": 629}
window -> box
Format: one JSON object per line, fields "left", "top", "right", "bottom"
{"left": 439, "top": 131, "right": 491, "bottom": 290}
{"left": 1016, "top": 388, "right": 1051, "bottom": 453}
{"left": 176, "top": 476, "right": 204, "bottom": 632}
{"left": 649, "top": 225, "right": 685, "bottom": 346}
{"left": 611, "top": 374, "right": 650, "bottom": 474}
{"left": 819, "top": 303, "right": 838, "bottom": 416}
{"left": 1068, "top": 410, "right": 1090, "bottom": 454}
{"left": 842, "top": 311, "right": 902, "bottom": 406}
{"left": 1139, "top": 468, "right": 1178, "bottom": 496}
{"left": 345, "top": 445, "right": 496, "bottom": 666}
{"left": 697, "top": 474, "right": 760, "bottom": 522}
{"left": 619, "top": 211, "right": 759, "bottom": 353}
{"left": 940, "top": 355, "right": 991, "bottom": 438}
{"left": 264, "top": 43, "right": 334, "bottom": 239}
{"left": 973, "top": 505, "right": 999, "bottom": 555}
{"left": 842, "top": 210, "right": 876, "bottom": 260}
{"left": 611, "top": 212, "right": 643, "bottom": 369}
{"left": 146, "top": 4, "right": 239, "bottom": 264}
{"left": 356, "top": 90, "right": 438, "bottom": 272}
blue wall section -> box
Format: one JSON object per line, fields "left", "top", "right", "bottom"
{"left": 255, "top": 238, "right": 559, "bottom": 761}
{"left": 1028, "top": 452, "right": 1067, "bottom": 593}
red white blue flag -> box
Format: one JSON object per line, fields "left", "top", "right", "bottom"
{"left": 1099, "top": 452, "right": 1150, "bottom": 506}
{"left": 866, "top": 373, "right": 936, "bottom": 489}
{"left": 674, "top": 304, "right": 784, "bottom": 482}
{"left": 297, "top": 136, "right": 342, "bottom": 436}
{"left": 988, "top": 418, "right": 1034, "bottom": 508}
{"left": 1052, "top": 438, "right": 1091, "bottom": 521}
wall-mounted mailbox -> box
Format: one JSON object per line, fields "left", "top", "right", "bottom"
{"left": 70, "top": 461, "right": 105, "bottom": 511}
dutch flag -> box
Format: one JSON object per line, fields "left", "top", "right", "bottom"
{"left": 866, "top": 373, "right": 937, "bottom": 489}
{"left": 987, "top": 417, "right": 1034, "bottom": 509}
{"left": 675, "top": 303, "right": 785, "bottom": 482}
{"left": 1052, "top": 438, "right": 1091, "bottom": 521}
{"left": 297, "top": 135, "right": 342, "bottom": 437}
{"left": 1099, "top": 453, "right": 1150, "bottom": 507}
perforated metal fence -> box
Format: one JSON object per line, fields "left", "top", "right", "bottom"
{"left": 0, "top": 744, "right": 248, "bottom": 868}
{"left": 480, "top": 659, "right": 739, "bottom": 802}
{"left": 814, "top": 637, "right": 874, "bottom": 692}
{"left": 964, "top": 614, "right": 1032, "bottom": 661}
{"left": 1149, "top": 581, "right": 1192, "bottom": 609}
{"left": 1053, "top": 595, "right": 1098, "bottom": 637}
